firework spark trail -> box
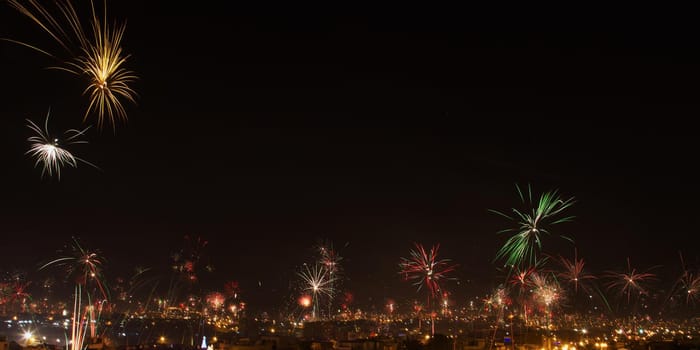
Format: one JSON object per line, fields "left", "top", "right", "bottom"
{"left": 6, "top": 0, "right": 138, "bottom": 129}
{"left": 507, "top": 265, "right": 536, "bottom": 325}
{"left": 87, "top": 299, "right": 107, "bottom": 338}
{"left": 399, "top": 243, "right": 458, "bottom": 307}
{"left": 490, "top": 184, "right": 575, "bottom": 269}
{"left": 116, "top": 266, "right": 161, "bottom": 317}
{"left": 127, "top": 267, "right": 158, "bottom": 298}
{"left": 297, "top": 263, "right": 337, "bottom": 320}
{"left": 316, "top": 240, "right": 344, "bottom": 318}
{"left": 484, "top": 286, "right": 508, "bottom": 350}
{"left": 26, "top": 110, "right": 97, "bottom": 179}
{"left": 40, "top": 238, "right": 109, "bottom": 350}
{"left": 70, "top": 285, "right": 88, "bottom": 350}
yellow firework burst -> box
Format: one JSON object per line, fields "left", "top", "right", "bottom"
{"left": 6, "top": 0, "right": 137, "bottom": 129}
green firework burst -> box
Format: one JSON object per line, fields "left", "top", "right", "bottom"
{"left": 490, "top": 184, "right": 575, "bottom": 269}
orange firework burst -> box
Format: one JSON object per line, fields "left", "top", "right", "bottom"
{"left": 206, "top": 292, "right": 225, "bottom": 310}
{"left": 298, "top": 295, "right": 311, "bottom": 308}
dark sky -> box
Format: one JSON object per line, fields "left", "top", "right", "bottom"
{"left": 1, "top": 3, "right": 700, "bottom": 312}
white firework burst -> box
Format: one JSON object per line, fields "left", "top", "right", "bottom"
{"left": 26, "top": 109, "right": 96, "bottom": 179}
{"left": 297, "top": 263, "right": 337, "bottom": 320}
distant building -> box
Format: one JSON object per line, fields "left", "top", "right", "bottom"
{"left": 1, "top": 335, "right": 9, "bottom": 350}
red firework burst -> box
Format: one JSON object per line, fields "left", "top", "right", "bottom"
{"left": 556, "top": 249, "right": 596, "bottom": 294}
{"left": 224, "top": 281, "right": 240, "bottom": 299}
{"left": 399, "top": 242, "right": 458, "bottom": 306}
{"left": 604, "top": 257, "right": 657, "bottom": 304}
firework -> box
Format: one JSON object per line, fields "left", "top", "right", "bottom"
{"left": 126, "top": 266, "right": 158, "bottom": 296}
{"left": 206, "top": 292, "right": 225, "bottom": 310}
{"left": 0, "top": 281, "right": 32, "bottom": 313}
{"left": 317, "top": 239, "right": 339, "bottom": 264}
{"left": 440, "top": 292, "right": 452, "bottom": 316}
{"left": 507, "top": 265, "right": 536, "bottom": 324}
{"left": 164, "top": 236, "right": 212, "bottom": 312}
{"left": 672, "top": 252, "right": 700, "bottom": 305}
{"left": 528, "top": 271, "right": 561, "bottom": 333}
{"left": 86, "top": 299, "right": 107, "bottom": 338}
{"left": 555, "top": 249, "right": 596, "bottom": 294}
{"left": 490, "top": 184, "right": 575, "bottom": 269}
{"left": 40, "top": 236, "right": 109, "bottom": 300}
{"left": 674, "top": 270, "right": 700, "bottom": 305}
{"left": 111, "top": 266, "right": 161, "bottom": 315}
{"left": 386, "top": 298, "right": 395, "bottom": 315}
{"left": 171, "top": 235, "right": 212, "bottom": 283}
{"left": 297, "top": 263, "right": 337, "bottom": 320}
{"left": 6, "top": 0, "right": 138, "bottom": 129}
{"left": 298, "top": 295, "right": 312, "bottom": 308}
{"left": 8, "top": 281, "right": 31, "bottom": 303}
{"left": 0, "top": 283, "right": 9, "bottom": 307}
{"left": 399, "top": 242, "right": 458, "bottom": 307}
{"left": 316, "top": 240, "right": 344, "bottom": 317}
{"left": 604, "top": 257, "right": 657, "bottom": 304}
{"left": 222, "top": 281, "right": 242, "bottom": 320}
{"left": 341, "top": 291, "right": 354, "bottom": 311}
{"left": 531, "top": 272, "right": 560, "bottom": 308}
{"left": 508, "top": 264, "right": 543, "bottom": 296}
{"left": 224, "top": 281, "right": 241, "bottom": 300}
{"left": 483, "top": 286, "right": 508, "bottom": 347}
{"left": 26, "top": 110, "right": 96, "bottom": 179}
{"left": 317, "top": 241, "right": 343, "bottom": 279}
{"left": 40, "top": 237, "right": 109, "bottom": 350}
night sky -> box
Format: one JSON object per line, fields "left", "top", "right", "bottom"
{"left": 1, "top": 3, "right": 700, "bottom": 312}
